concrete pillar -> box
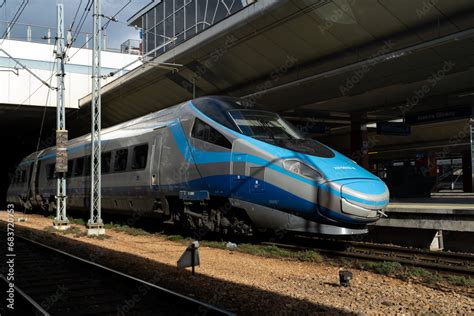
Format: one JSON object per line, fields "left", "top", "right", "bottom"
{"left": 350, "top": 113, "right": 369, "bottom": 169}
{"left": 462, "top": 150, "right": 472, "bottom": 193}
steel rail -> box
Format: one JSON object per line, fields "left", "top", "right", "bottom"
{"left": 261, "top": 240, "right": 474, "bottom": 275}
{"left": 0, "top": 273, "right": 49, "bottom": 315}
{"left": 3, "top": 231, "right": 233, "bottom": 315}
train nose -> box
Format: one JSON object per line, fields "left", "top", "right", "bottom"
{"left": 318, "top": 179, "right": 389, "bottom": 220}
{"left": 339, "top": 180, "right": 389, "bottom": 218}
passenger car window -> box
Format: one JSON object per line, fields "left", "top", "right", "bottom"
{"left": 74, "top": 157, "right": 84, "bottom": 177}
{"left": 132, "top": 144, "right": 148, "bottom": 170}
{"left": 191, "top": 118, "right": 232, "bottom": 149}
{"left": 113, "top": 149, "right": 128, "bottom": 172}
{"left": 102, "top": 152, "right": 112, "bottom": 174}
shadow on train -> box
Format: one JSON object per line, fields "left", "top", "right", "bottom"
{"left": 26, "top": 207, "right": 357, "bottom": 251}
{"left": 15, "top": 225, "right": 352, "bottom": 315}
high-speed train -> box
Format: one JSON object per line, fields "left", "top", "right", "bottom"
{"left": 7, "top": 96, "right": 389, "bottom": 235}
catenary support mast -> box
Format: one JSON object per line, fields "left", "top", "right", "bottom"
{"left": 53, "top": 1, "right": 70, "bottom": 231}
{"left": 88, "top": 0, "right": 105, "bottom": 235}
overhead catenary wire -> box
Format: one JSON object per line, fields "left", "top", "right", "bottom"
{"left": 0, "top": 47, "right": 54, "bottom": 89}
{"left": 72, "top": 0, "right": 92, "bottom": 40}
{"left": 14, "top": 38, "right": 58, "bottom": 110}
{"left": 66, "top": 35, "right": 92, "bottom": 61}
{"left": 102, "top": 0, "right": 131, "bottom": 30}
{"left": 0, "top": 0, "right": 30, "bottom": 44}
{"left": 65, "top": 0, "right": 123, "bottom": 63}
{"left": 68, "top": 0, "right": 83, "bottom": 33}
{"left": 33, "top": 61, "right": 56, "bottom": 160}
{"left": 67, "top": 2, "right": 136, "bottom": 64}
{"left": 64, "top": 0, "right": 92, "bottom": 55}
{"left": 23, "top": 60, "right": 57, "bottom": 208}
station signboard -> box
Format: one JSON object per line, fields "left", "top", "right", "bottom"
{"left": 405, "top": 106, "right": 472, "bottom": 125}
{"left": 293, "top": 121, "right": 331, "bottom": 134}
{"left": 376, "top": 122, "right": 411, "bottom": 136}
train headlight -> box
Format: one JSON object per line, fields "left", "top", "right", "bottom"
{"left": 283, "top": 159, "right": 324, "bottom": 181}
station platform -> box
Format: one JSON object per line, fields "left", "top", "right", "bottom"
{"left": 367, "top": 195, "right": 474, "bottom": 252}
{"left": 388, "top": 196, "right": 474, "bottom": 214}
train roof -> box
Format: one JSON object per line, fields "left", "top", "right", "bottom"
{"left": 18, "top": 96, "right": 255, "bottom": 164}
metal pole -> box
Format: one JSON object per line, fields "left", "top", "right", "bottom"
{"left": 53, "top": 1, "right": 70, "bottom": 231}
{"left": 471, "top": 118, "right": 474, "bottom": 192}
{"left": 88, "top": 0, "right": 105, "bottom": 236}
{"left": 191, "top": 243, "right": 195, "bottom": 275}
{"left": 27, "top": 25, "right": 31, "bottom": 42}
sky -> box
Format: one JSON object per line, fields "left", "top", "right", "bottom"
{"left": 1, "top": 0, "right": 152, "bottom": 49}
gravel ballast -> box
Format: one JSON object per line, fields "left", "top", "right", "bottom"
{"left": 1, "top": 212, "right": 473, "bottom": 314}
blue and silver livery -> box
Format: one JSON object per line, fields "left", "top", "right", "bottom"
{"left": 7, "top": 96, "right": 389, "bottom": 235}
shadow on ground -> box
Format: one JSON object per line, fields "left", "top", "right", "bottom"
{"left": 7, "top": 223, "right": 353, "bottom": 315}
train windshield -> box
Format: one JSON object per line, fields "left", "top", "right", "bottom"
{"left": 192, "top": 96, "right": 335, "bottom": 157}
{"left": 228, "top": 110, "right": 304, "bottom": 140}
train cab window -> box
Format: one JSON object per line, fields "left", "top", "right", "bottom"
{"left": 47, "top": 164, "right": 55, "bottom": 180}
{"left": 74, "top": 157, "right": 84, "bottom": 177}
{"left": 102, "top": 152, "right": 112, "bottom": 174}
{"left": 191, "top": 118, "right": 232, "bottom": 149}
{"left": 66, "top": 160, "right": 74, "bottom": 178}
{"left": 131, "top": 144, "right": 148, "bottom": 170}
{"left": 113, "top": 149, "right": 128, "bottom": 172}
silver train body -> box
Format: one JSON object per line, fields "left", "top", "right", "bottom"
{"left": 7, "top": 97, "right": 389, "bottom": 235}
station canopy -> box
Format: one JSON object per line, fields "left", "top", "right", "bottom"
{"left": 75, "top": 0, "right": 474, "bottom": 134}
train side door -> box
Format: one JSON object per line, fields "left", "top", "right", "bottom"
{"left": 150, "top": 134, "right": 163, "bottom": 191}
{"left": 230, "top": 140, "right": 249, "bottom": 198}
{"left": 32, "top": 159, "right": 42, "bottom": 207}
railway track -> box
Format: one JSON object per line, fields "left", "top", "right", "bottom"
{"left": 0, "top": 234, "right": 232, "bottom": 315}
{"left": 262, "top": 238, "right": 474, "bottom": 276}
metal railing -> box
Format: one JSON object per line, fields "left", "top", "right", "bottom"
{"left": 0, "top": 20, "right": 111, "bottom": 50}
{"left": 120, "top": 39, "right": 141, "bottom": 55}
